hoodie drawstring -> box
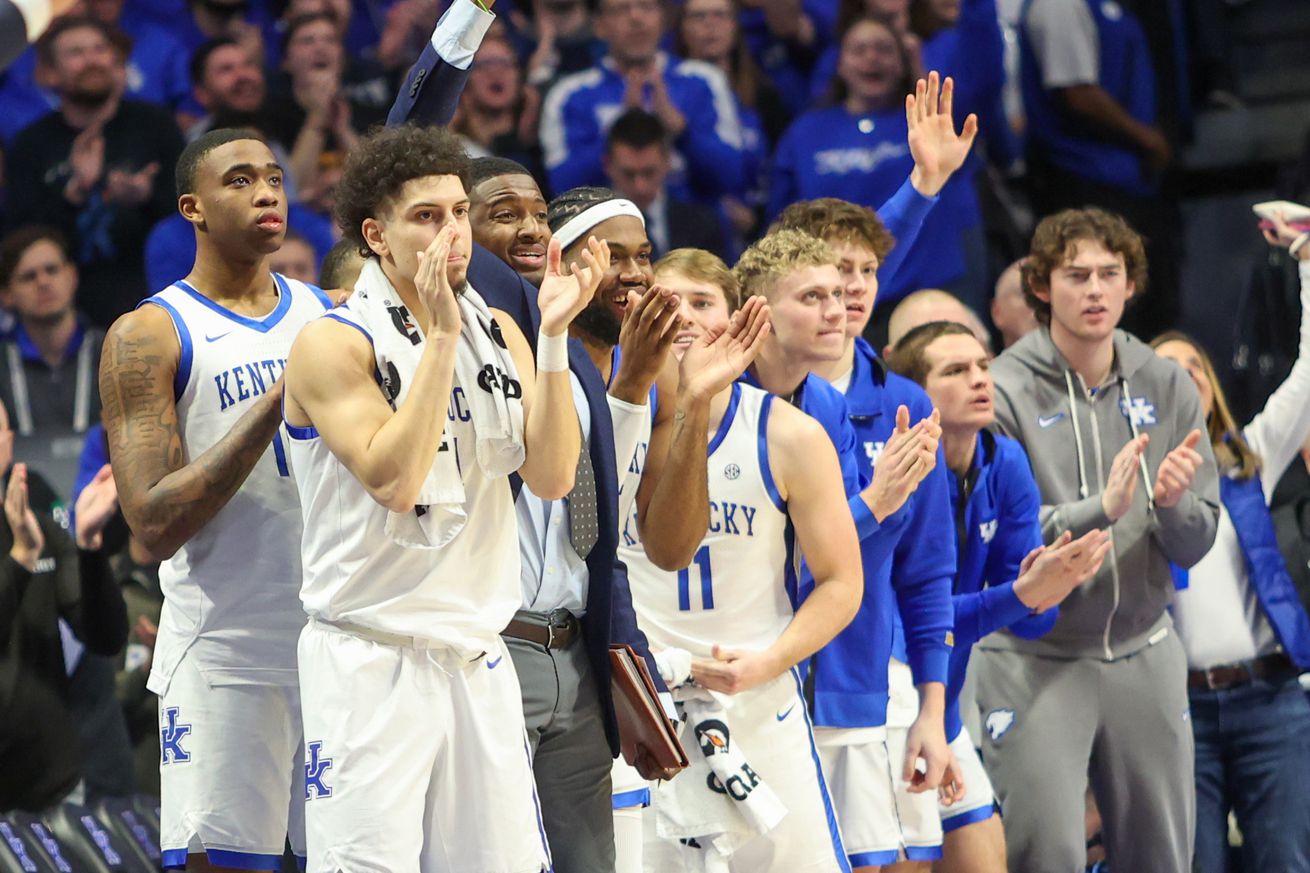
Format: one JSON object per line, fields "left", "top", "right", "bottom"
{"left": 1119, "top": 376, "right": 1156, "bottom": 513}
{"left": 1064, "top": 371, "right": 1090, "bottom": 499}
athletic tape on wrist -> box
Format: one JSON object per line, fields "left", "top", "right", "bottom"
{"left": 538, "top": 330, "right": 569, "bottom": 372}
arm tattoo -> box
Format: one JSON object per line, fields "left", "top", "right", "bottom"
{"left": 100, "top": 314, "right": 283, "bottom": 557}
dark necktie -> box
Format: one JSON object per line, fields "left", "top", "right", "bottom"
{"left": 568, "top": 438, "right": 599, "bottom": 560}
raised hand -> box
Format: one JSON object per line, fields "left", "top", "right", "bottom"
{"left": 861, "top": 405, "right": 940, "bottom": 522}
{"left": 415, "top": 225, "right": 461, "bottom": 338}
{"left": 1153, "top": 429, "right": 1205, "bottom": 509}
{"left": 690, "top": 643, "right": 782, "bottom": 694}
{"left": 104, "top": 163, "right": 160, "bottom": 207}
{"left": 66, "top": 124, "right": 105, "bottom": 204}
{"left": 6, "top": 464, "right": 43, "bottom": 571}
{"left": 906, "top": 72, "right": 979, "bottom": 198}
{"left": 610, "top": 285, "right": 682, "bottom": 401}
{"left": 1102, "top": 434, "right": 1148, "bottom": 521}
{"left": 538, "top": 235, "right": 610, "bottom": 337}
{"left": 677, "top": 296, "right": 771, "bottom": 400}
{"left": 1013, "top": 528, "right": 1113, "bottom": 613}
{"left": 75, "top": 464, "right": 121, "bottom": 551}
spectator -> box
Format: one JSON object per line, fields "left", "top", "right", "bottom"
{"left": 453, "top": 36, "right": 543, "bottom": 179}
{"left": 173, "top": 0, "right": 268, "bottom": 61}
{"left": 1152, "top": 214, "right": 1310, "bottom": 873}
{"left": 1019, "top": 0, "right": 1180, "bottom": 337}
{"left": 540, "top": 0, "right": 747, "bottom": 202}
{"left": 271, "top": 9, "right": 391, "bottom": 128}
{"left": 187, "top": 36, "right": 270, "bottom": 140}
{"left": 770, "top": 25, "right": 978, "bottom": 304}
{"left": 514, "top": 0, "right": 607, "bottom": 90}
{"left": 81, "top": 0, "right": 192, "bottom": 112}
{"left": 603, "top": 109, "right": 728, "bottom": 258}
{"left": 736, "top": 0, "right": 831, "bottom": 114}
{"left": 113, "top": 527, "right": 162, "bottom": 797}
{"left": 268, "top": 228, "right": 318, "bottom": 284}
{"left": 374, "top": 0, "right": 444, "bottom": 72}
{"left": 0, "top": 435, "right": 127, "bottom": 812}
{"left": 7, "top": 16, "right": 184, "bottom": 329}
{"left": 990, "top": 256, "right": 1038, "bottom": 348}
{"left": 0, "top": 226, "right": 103, "bottom": 436}
{"left": 885, "top": 286, "right": 991, "bottom": 352}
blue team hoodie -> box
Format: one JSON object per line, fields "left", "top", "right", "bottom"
{"left": 539, "top": 52, "right": 747, "bottom": 200}
{"left": 940, "top": 429, "right": 1056, "bottom": 741}
{"left": 756, "top": 341, "right": 954, "bottom": 729}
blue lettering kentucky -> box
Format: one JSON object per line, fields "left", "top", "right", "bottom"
{"left": 305, "top": 741, "right": 334, "bottom": 800}
{"left": 160, "top": 707, "right": 192, "bottom": 764}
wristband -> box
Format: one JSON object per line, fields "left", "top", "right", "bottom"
{"left": 538, "top": 330, "right": 569, "bottom": 372}
{"left": 1291, "top": 232, "right": 1310, "bottom": 259}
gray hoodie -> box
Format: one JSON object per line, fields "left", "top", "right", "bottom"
{"left": 988, "top": 327, "right": 1220, "bottom": 661}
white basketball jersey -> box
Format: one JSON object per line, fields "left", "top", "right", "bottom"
{"left": 142, "top": 275, "right": 332, "bottom": 693}
{"left": 287, "top": 298, "right": 521, "bottom": 654}
{"left": 620, "top": 383, "right": 792, "bottom": 656}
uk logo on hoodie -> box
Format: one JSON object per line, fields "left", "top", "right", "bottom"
{"left": 1121, "top": 396, "right": 1158, "bottom": 427}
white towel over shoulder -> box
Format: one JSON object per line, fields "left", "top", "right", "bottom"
{"left": 349, "top": 259, "right": 525, "bottom": 548}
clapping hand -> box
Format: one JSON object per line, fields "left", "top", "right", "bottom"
{"left": 611, "top": 285, "right": 682, "bottom": 401}
{"left": 861, "top": 405, "right": 941, "bottom": 522}
{"left": 538, "top": 236, "right": 611, "bottom": 337}
{"left": 75, "top": 464, "right": 120, "bottom": 551}
{"left": 1153, "top": 429, "right": 1204, "bottom": 509}
{"left": 677, "top": 296, "right": 771, "bottom": 401}
{"left": 5, "top": 464, "right": 43, "bottom": 572}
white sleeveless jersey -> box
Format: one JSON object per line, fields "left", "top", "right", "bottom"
{"left": 620, "top": 383, "right": 793, "bottom": 656}
{"left": 287, "top": 300, "right": 521, "bottom": 653}
{"left": 142, "top": 275, "right": 332, "bottom": 693}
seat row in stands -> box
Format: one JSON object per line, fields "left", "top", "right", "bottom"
{"left": 0, "top": 796, "right": 162, "bottom": 873}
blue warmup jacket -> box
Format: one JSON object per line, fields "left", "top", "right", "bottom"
{"left": 941, "top": 430, "right": 1055, "bottom": 741}
{"left": 1019, "top": 0, "right": 1158, "bottom": 196}
{"left": 814, "top": 339, "right": 955, "bottom": 728}
{"left": 539, "top": 53, "right": 746, "bottom": 200}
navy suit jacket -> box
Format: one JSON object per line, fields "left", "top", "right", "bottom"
{"left": 469, "top": 245, "right": 664, "bottom": 755}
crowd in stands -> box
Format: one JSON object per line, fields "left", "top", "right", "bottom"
{"left": 1, "top": 0, "right": 1309, "bottom": 872}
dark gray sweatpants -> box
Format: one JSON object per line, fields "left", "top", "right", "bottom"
{"left": 973, "top": 630, "right": 1195, "bottom": 873}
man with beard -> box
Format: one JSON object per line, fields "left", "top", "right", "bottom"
{"left": 7, "top": 16, "right": 184, "bottom": 329}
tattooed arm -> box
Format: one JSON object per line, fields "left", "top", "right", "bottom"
{"left": 99, "top": 305, "right": 284, "bottom": 560}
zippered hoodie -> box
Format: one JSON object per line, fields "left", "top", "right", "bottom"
{"left": 988, "top": 327, "right": 1220, "bottom": 660}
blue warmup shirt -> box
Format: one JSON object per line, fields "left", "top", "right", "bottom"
{"left": 769, "top": 107, "right": 965, "bottom": 304}
{"left": 540, "top": 53, "right": 747, "bottom": 201}
{"left": 940, "top": 430, "right": 1055, "bottom": 741}
{"left": 1019, "top": 0, "right": 1158, "bottom": 196}
{"left": 738, "top": 2, "right": 828, "bottom": 115}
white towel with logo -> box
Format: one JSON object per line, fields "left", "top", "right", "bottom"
{"left": 653, "top": 687, "right": 787, "bottom": 870}
{"left": 351, "top": 258, "right": 524, "bottom": 548}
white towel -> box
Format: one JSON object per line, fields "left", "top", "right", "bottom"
{"left": 351, "top": 258, "right": 525, "bottom": 548}
{"left": 653, "top": 687, "right": 787, "bottom": 869}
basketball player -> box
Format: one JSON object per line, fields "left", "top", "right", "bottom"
{"left": 619, "top": 248, "right": 863, "bottom": 872}
{"left": 888, "top": 320, "right": 1111, "bottom": 873}
{"left": 731, "top": 226, "right": 954, "bottom": 873}
{"left": 281, "top": 124, "right": 603, "bottom": 872}
{"left": 99, "top": 129, "right": 333, "bottom": 871}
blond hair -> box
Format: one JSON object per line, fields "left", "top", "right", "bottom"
{"left": 655, "top": 248, "right": 741, "bottom": 310}
{"left": 732, "top": 230, "right": 837, "bottom": 310}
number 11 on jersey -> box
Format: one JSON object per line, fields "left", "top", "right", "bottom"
{"left": 677, "top": 546, "right": 714, "bottom": 611}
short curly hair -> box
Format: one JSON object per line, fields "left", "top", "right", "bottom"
{"left": 1023, "top": 208, "right": 1148, "bottom": 325}
{"left": 769, "top": 198, "right": 896, "bottom": 263}
{"left": 733, "top": 229, "right": 837, "bottom": 308}
{"left": 335, "top": 125, "right": 471, "bottom": 257}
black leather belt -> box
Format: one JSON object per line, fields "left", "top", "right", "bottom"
{"left": 1187, "top": 652, "right": 1297, "bottom": 691}
{"left": 502, "top": 609, "right": 581, "bottom": 649}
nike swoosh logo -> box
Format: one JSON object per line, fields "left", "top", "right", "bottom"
{"left": 1038, "top": 413, "right": 1065, "bottom": 428}
{"left": 776, "top": 703, "right": 795, "bottom": 722}
{"left": 486, "top": 655, "right": 503, "bottom": 670}
{"left": 205, "top": 331, "right": 233, "bottom": 343}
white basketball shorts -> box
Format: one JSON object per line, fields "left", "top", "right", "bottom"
{"left": 939, "top": 727, "right": 997, "bottom": 832}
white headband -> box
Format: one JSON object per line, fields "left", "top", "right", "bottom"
{"left": 552, "top": 199, "right": 646, "bottom": 251}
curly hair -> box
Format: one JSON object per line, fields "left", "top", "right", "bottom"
{"left": 1023, "top": 208, "right": 1148, "bottom": 325}
{"left": 769, "top": 198, "right": 896, "bottom": 262}
{"left": 335, "top": 125, "right": 471, "bottom": 257}
{"left": 733, "top": 229, "right": 837, "bottom": 307}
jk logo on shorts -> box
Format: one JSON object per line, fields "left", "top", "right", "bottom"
{"left": 160, "top": 707, "right": 192, "bottom": 764}
{"left": 305, "top": 741, "right": 334, "bottom": 800}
